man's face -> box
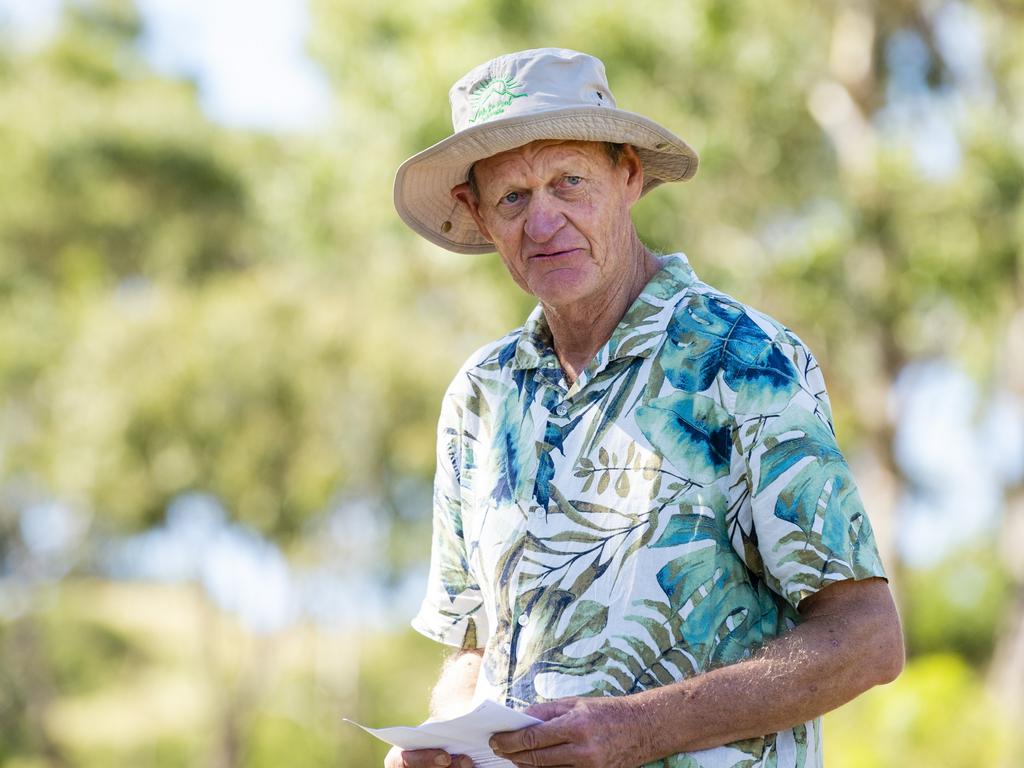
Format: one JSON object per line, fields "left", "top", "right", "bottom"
{"left": 452, "top": 140, "right": 644, "bottom": 310}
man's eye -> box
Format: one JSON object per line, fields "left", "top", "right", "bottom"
{"left": 564, "top": 175, "right": 583, "bottom": 186}
{"left": 501, "top": 191, "right": 521, "bottom": 205}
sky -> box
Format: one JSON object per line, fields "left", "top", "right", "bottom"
{"left": 0, "top": 0, "right": 331, "bottom": 131}
{"left": 893, "top": 360, "right": 1023, "bottom": 565}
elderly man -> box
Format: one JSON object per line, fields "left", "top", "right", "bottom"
{"left": 388, "top": 48, "right": 903, "bottom": 768}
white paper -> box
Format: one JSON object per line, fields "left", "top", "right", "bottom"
{"left": 344, "top": 699, "right": 542, "bottom": 767}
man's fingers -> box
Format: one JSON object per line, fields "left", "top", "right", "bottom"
{"left": 498, "top": 741, "right": 577, "bottom": 767}
{"left": 490, "top": 721, "right": 569, "bottom": 755}
{"left": 491, "top": 699, "right": 578, "bottom": 755}
{"left": 383, "top": 746, "right": 470, "bottom": 768}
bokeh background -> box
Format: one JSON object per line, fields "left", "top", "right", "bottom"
{"left": 1, "top": 0, "right": 1023, "bottom": 765}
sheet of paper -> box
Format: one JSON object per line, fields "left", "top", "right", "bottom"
{"left": 344, "top": 699, "right": 542, "bottom": 767}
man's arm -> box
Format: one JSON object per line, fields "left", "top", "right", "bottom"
{"left": 384, "top": 648, "right": 484, "bottom": 768}
{"left": 490, "top": 577, "right": 903, "bottom": 768}
{"left": 427, "top": 648, "right": 485, "bottom": 720}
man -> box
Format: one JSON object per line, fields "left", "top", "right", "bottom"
{"left": 388, "top": 48, "right": 903, "bottom": 768}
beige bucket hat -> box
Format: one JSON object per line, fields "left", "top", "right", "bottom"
{"left": 393, "top": 47, "right": 699, "bottom": 254}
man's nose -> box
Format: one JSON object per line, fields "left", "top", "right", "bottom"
{"left": 523, "top": 194, "right": 566, "bottom": 244}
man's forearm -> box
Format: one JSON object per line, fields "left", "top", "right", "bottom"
{"left": 629, "top": 578, "right": 904, "bottom": 761}
{"left": 429, "top": 648, "right": 484, "bottom": 720}
{"left": 489, "top": 579, "right": 903, "bottom": 767}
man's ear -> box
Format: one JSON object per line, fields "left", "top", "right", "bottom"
{"left": 451, "top": 182, "right": 494, "bottom": 243}
{"left": 619, "top": 144, "right": 645, "bottom": 206}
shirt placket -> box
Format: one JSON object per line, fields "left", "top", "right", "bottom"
{"left": 504, "top": 356, "right": 586, "bottom": 706}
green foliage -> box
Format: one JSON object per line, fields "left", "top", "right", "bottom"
{"left": 242, "top": 711, "right": 340, "bottom": 768}
{"left": 42, "top": 616, "right": 148, "bottom": 697}
{"left": 73, "top": 738, "right": 201, "bottom": 768}
{"left": 0, "top": 5, "right": 253, "bottom": 296}
{"left": 824, "top": 653, "right": 1022, "bottom": 768}
{"left": 0, "top": 626, "right": 33, "bottom": 764}
{"left": 0, "top": 0, "right": 526, "bottom": 540}
{"left": 347, "top": 629, "right": 448, "bottom": 765}
{"left": 901, "top": 544, "right": 1014, "bottom": 666}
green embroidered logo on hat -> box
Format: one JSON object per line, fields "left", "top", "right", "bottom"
{"left": 468, "top": 75, "right": 527, "bottom": 124}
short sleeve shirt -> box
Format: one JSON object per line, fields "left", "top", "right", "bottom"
{"left": 413, "top": 254, "right": 886, "bottom": 768}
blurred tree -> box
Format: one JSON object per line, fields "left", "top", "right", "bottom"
{"left": 825, "top": 652, "right": 1021, "bottom": 768}
{"left": 0, "top": 0, "right": 507, "bottom": 544}
{"left": 900, "top": 545, "right": 1013, "bottom": 666}
{"left": 0, "top": 0, "right": 255, "bottom": 295}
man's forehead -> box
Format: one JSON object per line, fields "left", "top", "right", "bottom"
{"left": 475, "top": 140, "right": 609, "bottom": 180}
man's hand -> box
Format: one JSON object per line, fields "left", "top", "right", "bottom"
{"left": 489, "top": 578, "right": 901, "bottom": 765}
{"left": 490, "top": 696, "right": 649, "bottom": 768}
{"left": 381, "top": 649, "right": 484, "bottom": 768}
{"left": 384, "top": 745, "right": 473, "bottom": 768}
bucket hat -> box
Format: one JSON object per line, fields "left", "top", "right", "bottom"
{"left": 393, "top": 47, "right": 699, "bottom": 254}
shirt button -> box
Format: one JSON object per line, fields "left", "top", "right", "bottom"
{"left": 545, "top": 360, "right": 557, "bottom": 368}
{"left": 555, "top": 403, "right": 568, "bottom": 417}
{"left": 517, "top": 613, "right": 530, "bottom": 627}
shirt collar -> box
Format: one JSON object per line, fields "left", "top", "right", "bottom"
{"left": 511, "top": 253, "right": 698, "bottom": 371}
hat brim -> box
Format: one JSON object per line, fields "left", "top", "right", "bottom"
{"left": 393, "top": 106, "right": 698, "bottom": 254}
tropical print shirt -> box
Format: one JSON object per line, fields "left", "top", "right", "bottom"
{"left": 413, "top": 254, "right": 885, "bottom": 768}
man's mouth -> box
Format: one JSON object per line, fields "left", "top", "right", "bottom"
{"left": 529, "top": 248, "right": 581, "bottom": 260}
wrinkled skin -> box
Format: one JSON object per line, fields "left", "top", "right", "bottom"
{"left": 491, "top": 696, "right": 650, "bottom": 768}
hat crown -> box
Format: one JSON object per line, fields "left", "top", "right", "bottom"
{"left": 449, "top": 48, "right": 617, "bottom": 132}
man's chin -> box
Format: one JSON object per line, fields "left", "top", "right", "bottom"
{"left": 527, "top": 269, "right": 596, "bottom": 308}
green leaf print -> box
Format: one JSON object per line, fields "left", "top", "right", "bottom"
{"left": 581, "top": 362, "right": 642, "bottom": 454}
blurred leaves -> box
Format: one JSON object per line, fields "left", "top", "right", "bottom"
{"left": 0, "top": 0, "right": 527, "bottom": 542}
{"left": 825, "top": 653, "right": 1022, "bottom": 768}
{"left": 901, "top": 544, "right": 1014, "bottom": 666}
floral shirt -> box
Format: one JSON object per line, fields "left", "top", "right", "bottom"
{"left": 413, "top": 254, "right": 885, "bottom": 768}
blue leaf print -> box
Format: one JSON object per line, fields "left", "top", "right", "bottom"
{"left": 636, "top": 392, "right": 732, "bottom": 484}
{"left": 756, "top": 413, "right": 856, "bottom": 535}
{"left": 533, "top": 449, "right": 554, "bottom": 508}
{"left": 662, "top": 293, "right": 799, "bottom": 414}
{"left": 512, "top": 366, "right": 541, "bottom": 416}
{"left": 497, "top": 338, "right": 518, "bottom": 368}
{"left": 488, "top": 402, "right": 521, "bottom": 504}
{"left": 533, "top": 415, "right": 582, "bottom": 508}
{"left": 656, "top": 545, "right": 717, "bottom": 609}
{"left": 756, "top": 414, "right": 842, "bottom": 493}
{"left": 651, "top": 506, "right": 725, "bottom": 549}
